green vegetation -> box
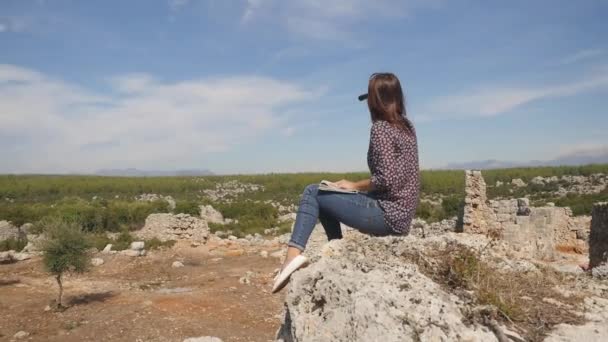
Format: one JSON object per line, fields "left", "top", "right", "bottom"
{"left": 208, "top": 200, "right": 279, "bottom": 237}
{"left": 0, "top": 236, "right": 28, "bottom": 252}
{"left": 174, "top": 200, "right": 201, "bottom": 216}
{"left": 89, "top": 231, "right": 175, "bottom": 251}
{"left": 42, "top": 218, "right": 92, "bottom": 309}
{"left": 1, "top": 164, "right": 607, "bottom": 235}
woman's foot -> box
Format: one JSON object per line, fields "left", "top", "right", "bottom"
{"left": 281, "top": 247, "right": 303, "bottom": 271}
{"left": 272, "top": 247, "right": 308, "bottom": 294}
{"left": 272, "top": 254, "right": 309, "bottom": 294}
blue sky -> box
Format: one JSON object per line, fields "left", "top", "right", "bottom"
{"left": 1, "top": 0, "right": 607, "bottom": 174}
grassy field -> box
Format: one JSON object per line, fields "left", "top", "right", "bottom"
{"left": 1, "top": 164, "right": 607, "bottom": 239}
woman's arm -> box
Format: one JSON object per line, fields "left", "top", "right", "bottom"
{"left": 334, "top": 178, "right": 373, "bottom": 191}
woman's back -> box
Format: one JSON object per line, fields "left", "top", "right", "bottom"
{"left": 367, "top": 118, "right": 419, "bottom": 234}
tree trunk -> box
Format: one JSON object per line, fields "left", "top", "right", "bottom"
{"left": 55, "top": 273, "right": 63, "bottom": 308}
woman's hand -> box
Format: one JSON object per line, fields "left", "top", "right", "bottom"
{"left": 334, "top": 179, "right": 357, "bottom": 190}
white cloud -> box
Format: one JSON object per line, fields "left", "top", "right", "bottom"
{"left": 0, "top": 64, "right": 317, "bottom": 173}
{"left": 556, "top": 143, "right": 608, "bottom": 159}
{"left": 168, "top": 0, "right": 190, "bottom": 11}
{"left": 240, "top": 0, "right": 436, "bottom": 41}
{"left": 0, "top": 16, "right": 30, "bottom": 33}
{"left": 554, "top": 49, "right": 603, "bottom": 66}
{"left": 419, "top": 70, "right": 608, "bottom": 120}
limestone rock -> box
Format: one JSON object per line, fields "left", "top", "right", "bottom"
{"left": 278, "top": 213, "right": 297, "bottom": 222}
{"left": 0, "top": 250, "right": 31, "bottom": 262}
{"left": 591, "top": 263, "right": 608, "bottom": 280}
{"left": 0, "top": 220, "right": 26, "bottom": 241}
{"left": 121, "top": 249, "right": 144, "bottom": 257}
{"left": 511, "top": 178, "right": 527, "bottom": 187}
{"left": 102, "top": 244, "right": 113, "bottom": 253}
{"left": 91, "top": 258, "right": 104, "bottom": 266}
{"left": 239, "top": 271, "right": 254, "bottom": 285}
{"left": 183, "top": 337, "right": 223, "bottom": 342}
{"left": 0, "top": 251, "right": 14, "bottom": 263}
{"left": 545, "top": 297, "right": 608, "bottom": 342}
{"left": 14, "top": 331, "right": 29, "bottom": 339}
{"left": 135, "top": 213, "right": 210, "bottom": 243}
{"left": 172, "top": 261, "right": 184, "bottom": 268}
{"left": 136, "top": 193, "right": 176, "bottom": 210}
{"left": 200, "top": 205, "right": 224, "bottom": 224}
{"left": 278, "top": 235, "right": 498, "bottom": 342}
{"left": 130, "top": 241, "right": 145, "bottom": 251}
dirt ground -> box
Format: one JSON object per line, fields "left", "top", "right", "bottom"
{"left": 0, "top": 243, "right": 286, "bottom": 342}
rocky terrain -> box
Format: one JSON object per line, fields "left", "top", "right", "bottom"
{"left": 1, "top": 171, "right": 608, "bottom": 341}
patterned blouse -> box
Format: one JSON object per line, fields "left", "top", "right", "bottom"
{"left": 367, "top": 119, "right": 420, "bottom": 234}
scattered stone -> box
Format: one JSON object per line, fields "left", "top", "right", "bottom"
{"left": 278, "top": 213, "right": 297, "bottom": 222}
{"left": 157, "top": 287, "right": 193, "bottom": 294}
{"left": 0, "top": 251, "right": 31, "bottom": 262}
{"left": 121, "top": 250, "right": 144, "bottom": 257}
{"left": 0, "top": 250, "right": 14, "bottom": 263}
{"left": 14, "top": 331, "right": 29, "bottom": 339}
{"left": 592, "top": 263, "right": 608, "bottom": 280}
{"left": 200, "top": 205, "right": 224, "bottom": 224}
{"left": 130, "top": 241, "right": 145, "bottom": 251}
{"left": 260, "top": 250, "right": 269, "bottom": 258}
{"left": 102, "top": 244, "right": 113, "bottom": 253}
{"left": 270, "top": 250, "right": 284, "bottom": 259}
{"left": 511, "top": 178, "right": 527, "bottom": 187}
{"left": 136, "top": 193, "right": 176, "bottom": 210}
{"left": 91, "top": 258, "right": 104, "bottom": 266}
{"left": 172, "top": 261, "right": 184, "bottom": 268}
{"left": 0, "top": 220, "right": 26, "bottom": 241}
{"left": 183, "top": 336, "right": 223, "bottom": 342}
{"left": 228, "top": 235, "right": 238, "bottom": 241}
{"left": 239, "top": 271, "right": 254, "bottom": 285}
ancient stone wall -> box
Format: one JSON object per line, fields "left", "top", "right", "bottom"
{"left": 589, "top": 202, "right": 608, "bottom": 268}
{"left": 135, "top": 213, "right": 210, "bottom": 242}
{"left": 463, "top": 171, "right": 590, "bottom": 259}
{"left": 463, "top": 170, "right": 492, "bottom": 234}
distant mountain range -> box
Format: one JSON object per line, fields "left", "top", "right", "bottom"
{"left": 95, "top": 168, "right": 214, "bottom": 177}
{"left": 443, "top": 148, "right": 608, "bottom": 170}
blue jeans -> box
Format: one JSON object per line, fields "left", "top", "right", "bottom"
{"left": 288, "top": 184, "right": 394, "bottom": 251}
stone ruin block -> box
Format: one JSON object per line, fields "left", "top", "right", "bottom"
{"left": 461, "top": 170, "right": 590, "bottom": 260}
{"left": 463, "top": 170, "right": 492, "bottom": 234}
{"left": 590, "top": 202, "right": 608, "bottom": 268}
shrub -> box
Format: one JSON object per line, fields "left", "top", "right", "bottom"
{"left": 42, "top": 218, "right": 92, "bottom": 309}
{"left": 441, "top": 195, "right": 464, "bottom": 219}
{"left": 145, "top": 238, "right": 176, "bottom": 250}
{"left": 0, "top": 236, "right": 28, "bottom": 252}
{"left": 112, "top": 231, "right": 134, "bottom": 251}
{"left": 88, "top": 234, "right": 113, "bottom": 251}
{"left": 174, "top": 201, "right": 200, "bottom": 216}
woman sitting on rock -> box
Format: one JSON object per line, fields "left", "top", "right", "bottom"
{"left": 273, "top": 72, "right": 420, "bottom": 293}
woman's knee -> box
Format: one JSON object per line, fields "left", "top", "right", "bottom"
{"left": 303, "top": 183, "right": 319, "bottom": 196}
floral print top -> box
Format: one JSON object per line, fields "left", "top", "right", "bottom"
{"left": 367, "top": 119, "right": 420, "bottom": 234}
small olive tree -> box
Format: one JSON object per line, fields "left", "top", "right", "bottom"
{"left": 41, "top": 218, "right": 91, "bottom": 309}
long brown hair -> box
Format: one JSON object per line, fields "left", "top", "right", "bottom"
{"left": 367, "top": 72, "right": 412, "bottom": 133}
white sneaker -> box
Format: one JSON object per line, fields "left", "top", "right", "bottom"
{"left": 272, "top": 255, "right": 309, "bottom": 294}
